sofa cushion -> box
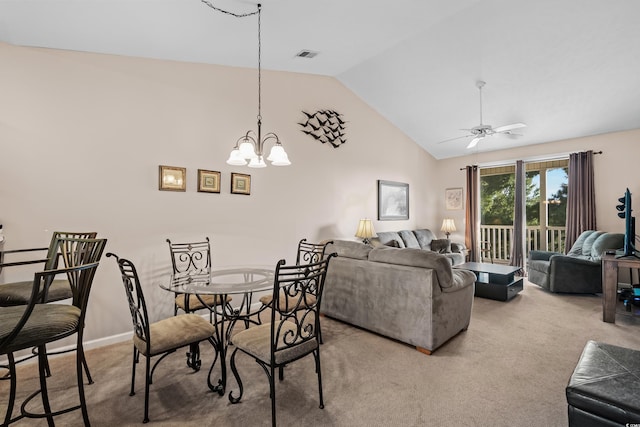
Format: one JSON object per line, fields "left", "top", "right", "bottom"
{"left": 376, "top": 231, "right": 405, "bottom": 248}
{"left": 398, "top": 230, "right": 421, "bottom": 249}
{"left": 431, "top": 239, "right": 452, "bottom": 253}
{"left": 581, "top": 231, "right": 604, "bottom": 257}
{"left": 567, "top": 230, "right": 597, "bottom": 256}
{"left": 591, "top": 233, "right": 624, "bottom": 259}
{"left": 413, "top": 229, "right": 436, "bottom": 250}
{"left": 325, "top": 240, "right": 372, "bottom": 260}
{"left": 369, "top": 247, "right": 453, "bottom": 288}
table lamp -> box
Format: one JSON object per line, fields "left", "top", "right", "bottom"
{"left": 355, "top": 219, "right": 375, "bottom": 244}
{"left": 441, "top": 218, "right": 456, "bottom": 238}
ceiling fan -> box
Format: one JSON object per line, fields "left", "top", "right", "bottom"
{"left": 440, "top": 81, "right": 526, "bottom": 149}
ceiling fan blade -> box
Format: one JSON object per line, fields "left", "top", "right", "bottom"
{"left": 437, "top": 134, "right": 474, "bottom": 144}
{"left": 493, "top": 123, "right": 527, "bottom": 133}
{"left": 466, "top": 136, "right": 483, "bottom": 149}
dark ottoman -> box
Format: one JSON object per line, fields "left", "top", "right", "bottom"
{"left": 566, "top": 340, "right": 640, "bottom": 426}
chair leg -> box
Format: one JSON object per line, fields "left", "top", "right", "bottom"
{"left": 75, "top": 339, "right": 91, "bottom": 426}
{"left": 36, "top": 345, "right": 55, "bottom": 426}
{"left": 269, "top": 365, "right": 277, "bottom": 427}
{"left": 130, "top": 347, "right": 137, "bottom": 396}
{"left": 143, "top": 354, "right": 151, "bottom": 423}
{"left": 3, "top": 353, "right": 17, "bottom": 426}
{"left": 314, "top": 349, "right": 324, "bottom": 409}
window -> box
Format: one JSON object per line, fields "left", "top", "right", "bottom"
{"left": 480, "top": 159, "right": 569, "bottom": 260}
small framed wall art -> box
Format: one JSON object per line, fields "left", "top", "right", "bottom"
{"left": 445, "top": 187, "right": 463, "bottom": 210}
{"left": 231, "top": 173, "right": 251, "bottom": 195}
{"left": 159, "top": 165, "right": 186, "bottom": 192}
{"left": 197, "top": 169, "right": 221, "bottom": 193}
{"left": 378, "top": 180, "right": 409, "bottom": 220}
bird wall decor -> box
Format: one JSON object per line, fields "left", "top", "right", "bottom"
{"left": 299, "top": 109, "right": 346, "bottom": 148}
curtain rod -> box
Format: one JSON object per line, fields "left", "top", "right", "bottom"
{"left": 459, "top": 150, "right": 603, "bottom": 170}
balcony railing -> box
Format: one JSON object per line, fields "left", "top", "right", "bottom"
{"left": 479, "top": 225, "right": 566, "bottom": 263}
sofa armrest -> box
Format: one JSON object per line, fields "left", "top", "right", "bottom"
{"left": 442, "top": 269, "right": 476, "bottom": 293}
{"left": 529, "top": 250, "right": 557, "bottom": 261}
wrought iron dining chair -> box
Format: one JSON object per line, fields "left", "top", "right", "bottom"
{"left": 0, "top": 231, "right": 97, "bottom": 305}
{"left": 258, "top": 239, "right": 333, "bottom": 342}
{"left": 0, "top": 237, "right": 106, "bottom": 426}
{"left": 108, "top": 253, "right": 217, "bottom": 424}
{"left": 228, "top": 254, "right": 336, "bottom": 427}
{"left": 0, "top": 231, "right": 98, "bottom": 381}
{"left": 166, "top": 237, "right": 232, "bottom": 318}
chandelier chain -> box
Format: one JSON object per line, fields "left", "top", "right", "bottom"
{"left": 200, "top": 0, "right": 258, "bottom": 18}
{"left": 257, "top": 4, "right": 261, "bottom": 122}
{"left": 201, "top": 1, "right": 262, "bottom": 121}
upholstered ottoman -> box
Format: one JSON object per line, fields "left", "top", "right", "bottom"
{"left": 566, "top": 340, "right": 640, "bottom": 426}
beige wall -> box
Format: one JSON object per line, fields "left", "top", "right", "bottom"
{"left": 2, "top": 41, "right": 639, "bottom": 345}
{"left": 0, "top": 42, "right": 438, "bottom": 343}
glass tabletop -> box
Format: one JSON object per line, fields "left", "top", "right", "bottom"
{"left": 160, "top": 266, "right": 274, "bottom": 296}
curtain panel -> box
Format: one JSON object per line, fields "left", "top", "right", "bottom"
{"left": 565, "top": 150, "right": 596, "bottom": 251}
{"left": 465, "top": 165, "right": 479, "bottom": 262}
{"left": 509, "top": 160, "right": 526, "bottom": 272}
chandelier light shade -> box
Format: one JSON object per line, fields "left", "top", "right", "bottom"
{"left": 203, "top": 2, "right": 291, "bottom": 168}
{"left": 355, "top": 219, "right": 376, "bottom": 244}
{"left": 441, "top": 218, "right": 456, "bottom": 238}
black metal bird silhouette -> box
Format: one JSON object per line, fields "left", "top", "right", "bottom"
{"left": 299, "top": 109, "right": 346, "bottom": 148}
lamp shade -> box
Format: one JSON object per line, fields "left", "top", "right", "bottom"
{"left": 355, "top": 219, "right": 375, "bottom": 240}
{"left": 441, "top": 218, "right": 456, "bottom": 234}
{"left": 226, "top": 148, "right": 248, "bottom": 166}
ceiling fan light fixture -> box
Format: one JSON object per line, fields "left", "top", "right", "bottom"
{"left": 437, "top": 81, "right": 528, "bottom": 149}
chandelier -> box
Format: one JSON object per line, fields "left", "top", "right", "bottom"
{"left": 203, "top": 1, "right": 290, "bottom": 168}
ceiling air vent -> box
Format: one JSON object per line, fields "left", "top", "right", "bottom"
{"left": 295, "top": 50, "right": 319, "bottom": 59}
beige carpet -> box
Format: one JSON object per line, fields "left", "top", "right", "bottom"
{"left": 2, "top": 280, "right": 640, "bottom": 426}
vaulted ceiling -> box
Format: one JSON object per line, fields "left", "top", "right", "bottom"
{"left": 2, "top": 0, "right": 639, "bottom": 159}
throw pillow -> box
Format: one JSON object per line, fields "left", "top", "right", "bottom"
{"left": 431, "top": 239, "right": 452, "bottom": 253}
{"left": 384, "top": 239, "right": 401, "bottom": 248}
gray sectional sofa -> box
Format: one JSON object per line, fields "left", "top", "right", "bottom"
{"left": 371, "top": 228, "right": 467, "bottom": 265}
{"left": 321, "top": 240, "right": 476, "bottom": 354}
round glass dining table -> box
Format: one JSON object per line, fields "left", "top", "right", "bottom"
{"left": 159, "top": 266, "right": 274, "bottom": 395}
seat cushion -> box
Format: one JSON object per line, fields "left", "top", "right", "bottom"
{"left": 566, "top": 341, "right": 640, "bottom": 424}
{"left": 0, "top": 304, "right": 80, "bottom": 353}
{"left": 0, "top": 279, "right": 72, "bottom": 306}
{"left": 231, "top": 321, "right": 318, "bottom": 365}
{"left": 175, "top": 293, "right": 231, "bottom": 312}
{"left": 259, "top": 293, "right": 317, "bottom": 311}
{"left": 133, "top": 314, "right": 215, "bottom": 356}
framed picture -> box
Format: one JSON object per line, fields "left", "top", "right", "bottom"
{"left": 378, "top": 180, "right": 409, "bottom": 220}
{"left": 231, "top": 173, "right": 251, "bottom": 195}
{"left": 159, "top": 165, "right": 186, "bottom": 192}
{"left": 197, "top": 169, "right": 221, "bottom": 193}
{"left": 445, "top": 187, "right": 463, "bottom": 210}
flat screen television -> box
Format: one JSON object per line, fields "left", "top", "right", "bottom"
{"left": 616, "top": 188, "right": 637, "bottom": 257}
